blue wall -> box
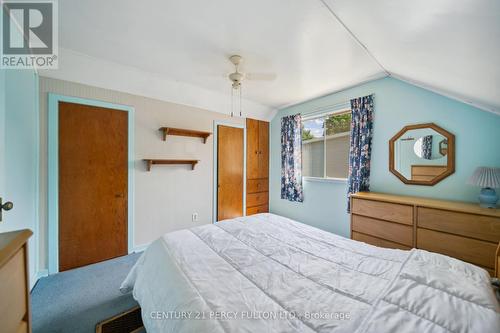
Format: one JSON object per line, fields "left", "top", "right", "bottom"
{"left": 269, "top": 77, "right": 500, "bottom": 237}
{"left": 0, "top": 69, "right": 40, "bottom": 287}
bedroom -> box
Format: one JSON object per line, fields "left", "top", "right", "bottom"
{"left": 1, "top": 0, "right": 500, "bottom": 332}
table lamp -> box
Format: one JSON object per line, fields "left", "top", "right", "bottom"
{"left": 467, "top": 167, "right": 500, "bottom": 208}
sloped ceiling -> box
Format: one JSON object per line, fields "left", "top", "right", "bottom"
{"left": 323, "top": 0, "right": 500, "bottom": 114}
{"left": 47, "top": 0, "right": 500, "bottom": 115}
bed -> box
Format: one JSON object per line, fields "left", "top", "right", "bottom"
{"left": 121, "top": 213, "right": 500, "bottom": 332}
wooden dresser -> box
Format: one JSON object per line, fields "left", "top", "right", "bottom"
{"left": 246, "top": 118, "right": 269, "bottom": 215}
{"left": 0, "top": 229, "right": 33, "bottom": 333}
{"left": 351, "top": 192, "right": 500, "bottom": 276}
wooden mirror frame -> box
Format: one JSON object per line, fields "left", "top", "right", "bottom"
{"left": 439, "top": 139, "right": 448, "bottom": 156}
{"left": 389, "top": 123, "right": 455, "bottom": 186}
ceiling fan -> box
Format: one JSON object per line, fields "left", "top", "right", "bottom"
{"left": 227, "top": 55, "right": 276, "bottom": 88}
{"left": 227, "top": 55, "right": 276, "bottom": 117}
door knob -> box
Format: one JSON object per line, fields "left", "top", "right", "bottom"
{"left": 0, "top": 197, "right": 14, "bottom": 222}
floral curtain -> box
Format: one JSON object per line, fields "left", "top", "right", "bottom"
{"left": 422, "top": 135, "right": 433, "bottom": 160}
{"left": 347, "top": 95, "right": 374, "bottom": 212}
{"left": 281, "top": 114, "right": 304, "bottom": 202}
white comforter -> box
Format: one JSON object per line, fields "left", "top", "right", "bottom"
{"left": 121, "top": 213, "right": 500, "bottom": 333}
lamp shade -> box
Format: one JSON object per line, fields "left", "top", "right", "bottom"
{"left": 467, "top": 167, "right": 500, "bottom": 188}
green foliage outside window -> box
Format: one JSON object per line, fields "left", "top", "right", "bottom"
{"left": 301, "top": 111, "right": 350, "bottom": 141}
{"left": 302, "top": 128, "right": 314, "bottom": 141}
{"left": 325, "top": 112, "right": 351, "bottom": 135}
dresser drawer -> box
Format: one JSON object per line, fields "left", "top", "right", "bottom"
{"left": 352, "top": 198, "right": 413, "bottom": 225}
{"left": 247, "top": 192, "right": 268, "bottom": 207}
{"left": 352, "top": 231, "right": 411, "bottom": 250}
{"left": 247, "top": 178, "right": 268, "bottom": 193}
{"left": 0, "top": 249, "right": 28, "bottom": 333}
{"left": 417, "top": 228, "right": 497, "bottom": 268}
{"left": 352, "top": 214, "right": 413, "bottom": 247}
{"left": 417, "top": 207, "right": 500, "bottom": 243}
{"left": 246, "top": 204, "right": 269, "bottom": 216}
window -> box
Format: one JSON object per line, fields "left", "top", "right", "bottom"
{"left": 302, "top": 110, "right": 351, "bottom": 179}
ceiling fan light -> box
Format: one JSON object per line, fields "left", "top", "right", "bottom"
{"left": 229, "top": 55, "right": 242, "bottom": 66}
{"left": 229, "top": 72, "right": 244, "bottom": 83}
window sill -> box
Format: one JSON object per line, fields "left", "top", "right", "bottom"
{"left": 303, "top": 176, "right": 347, "bottom": 184}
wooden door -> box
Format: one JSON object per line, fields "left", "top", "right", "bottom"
{"left": 258, "top": 121, "right": 269, "bottom": 179}
{"left": 217, "top": 125, "right": 244, "bottom": 221}
{"left": 246, "top": 118, "right": 259, "bottom": 179}
{"left": 58, "top": 102, "right": 128, "bottom": 271}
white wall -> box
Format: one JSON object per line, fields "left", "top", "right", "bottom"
{"left": 38, "top": 77, "right": 244, "bottom": 271}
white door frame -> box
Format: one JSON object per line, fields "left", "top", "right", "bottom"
{"left": 212, "top": 121, "right": 246, "bottom": 223}
{"left": 47, "top": 94, "right": 135, "bottom": 274}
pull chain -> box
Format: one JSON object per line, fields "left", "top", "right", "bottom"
{"left": 230, "top": 85, "right": 234, "bottom": 117}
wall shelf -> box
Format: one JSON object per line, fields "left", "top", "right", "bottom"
{"left": 143, "top": 159, "right": 199, "bottom": 171}
{"left": 159, "top": 127, "right": 212, "bottom": 143}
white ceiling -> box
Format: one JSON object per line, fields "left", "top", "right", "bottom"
{"left": 323, "top": 0, "right": 500, "bottom": 114}
{"left": 55, "top": 0, "right": 500, "bottom": 114}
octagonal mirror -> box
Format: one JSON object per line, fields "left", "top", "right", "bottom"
{"left": 389, "top": 123, "right": 455, "bottom": 186}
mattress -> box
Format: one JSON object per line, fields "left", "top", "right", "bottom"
{"left": 121, "top": 213, "right": 500, "bottom": 332}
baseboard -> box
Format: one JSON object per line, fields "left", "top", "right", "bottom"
{"left": 131, "top": 243, "right": 150, "bottom": 253}
{"left": 36, "top": 269, "right": 49, "bottom": 279}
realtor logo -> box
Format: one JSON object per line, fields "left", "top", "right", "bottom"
{"left": 1, "top": 0, "right": 58, "bottom": 69}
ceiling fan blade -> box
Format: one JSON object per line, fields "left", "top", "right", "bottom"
{"left": 197, "top": 73, "right": 230, "bottom": 80}
{"left": 245, "top": 73, "right": 277, "bottom": 81}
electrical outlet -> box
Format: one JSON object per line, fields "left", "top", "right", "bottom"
{"left": 192, "top": 213, "right": 199, "bottom": 222}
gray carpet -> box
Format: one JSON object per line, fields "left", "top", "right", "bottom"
{"left": 31, "top": 253, "right": 142, "bottom": 333}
